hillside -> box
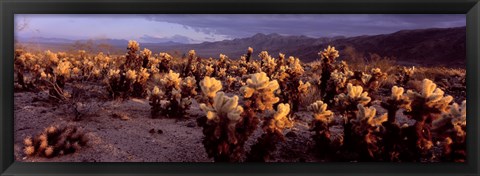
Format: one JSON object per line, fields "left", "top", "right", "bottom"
{"left": 18, "top": 26, "right": 466, "bottom": 67}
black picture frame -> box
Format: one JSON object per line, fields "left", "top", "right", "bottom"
{"left": 1, "top": 0, "right": 479, "bottom": 175}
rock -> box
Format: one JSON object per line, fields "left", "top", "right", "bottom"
{"left": 157, "top": 129, "right": 163, "bottom": 134}
{"left": 186, "top": 122, "right": 196, "bottom": 128}
{"left": 286, "top": 131, "right": 297, "bottom": 138}
{"left": 149, "top": 129, "right": 155, "bottom": 134}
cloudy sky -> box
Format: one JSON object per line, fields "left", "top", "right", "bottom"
{"left": 15, "top": 14, "right": 465, "bottom": 44}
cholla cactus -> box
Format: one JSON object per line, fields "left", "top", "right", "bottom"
{"left": 158, "top": 52, "right": 173, "bottom": 73}
{"left": 248, "top": 103, "right": 293, "bottom": 162}
{"left": 335, "top": 83, "right": 371, "bottom": 113}
{"left": 205, "top": 64, "right": 214, "bottom": 77}
{"left": 132, "top": 68, "right": 150, "bottom": 98}
{"left": 286, "top": 56, "right": 305, "bottom": 77}
{"left": 217, "top": 68, "right": 227, "bottom": 78}
{"left": 200, "top": 92, "right": 243, "bottom": 124}
{"left": 406, "top": 79, "right": 453, "bottom": 118}
{"left": 319, "top": 45, "right": 340, "bottom": 63}
{"left": 380, "top": 86, "right": 412, "bottom": 161}
{"left": 54, "top": 60, "right": 72, "bottom": 78}
{"left": 141, "top": 48, "right": 152, "bottom": 68}
{"left": 432, "top": 100, "right": 466, "bottom": 162}
{"left": 245, "top": 47, "right": 253, "bottom": 63}
{"left": 347, "top": 104, "right": 387, "bottom": 160}
{"left": 381, "top": 86, "right": 411, "bottom": 122}
{"left": 198, "top": 92, "right": 246, "bottom": 162}
{"left": 358, "top": 68, "right": 387, "bottom": 95}
{"left": 45, "top": 50, "right": 59, "bottom": 65}
{"left": 160, "top": 70, "right": 181, "bottom": 90}
{"left": 128, "top": 40, "right": 140, "bottom": 52}
{"left": 200, "top": 76, "right": 222, "bottom": 104}
{"left": 351, "top": 105, "right": 387, "bottom": 135}
{"left": 297, "top": 80, "right": 311, "bottom": 95}
{"left": 23, "top": 125, "right": 88, "bottom": 158}
{"left": 125, "top": 40, "right": 141, "bottom": 70}
{"left": 319, "top": 46, "right": 340, "bottom": 104}
{"left": 404, "top": 79, "right": 454, "bottom": 161}
{"left": 151, "top": 70, "right": 193, "bottom": 118}
{"left": 330, "top": 69, "right": 353, "bottom": 92}
{"left": 308, "top": 100, "right": 335, "bottom": 158}
{"left": 259, "top": 51, "right": 277, "bottom": 76}
{"left": 267, "top": 103, "right": 293, "bottom": 133}
{"left": 240, "top": 72, "right": 280, "bottom": 111}
{"left": 309, "top": 100, "right": 334, "bottom": 124}
{"left": 181, "top": 76, "right": 198, "bottom": 97}
{"left": 397, "top": 66, "right": 415, "bottom": 86}
{"left": 224, "top": 76, "right": 237, "bottom": 92}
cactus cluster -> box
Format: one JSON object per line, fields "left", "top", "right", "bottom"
{"left": 23, "top": 125, "right": 88, "bottom": 158}
{"left": 14, "top": 41, "right": 467, "bottom": 163}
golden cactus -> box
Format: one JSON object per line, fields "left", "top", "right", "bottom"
{"left": 351, "top": 104, "right": 387, "bottom": 134}
{"left": 308, "top": 100, "right": 334, "bottom": 123}
{"left": 335, "top": 83, "right": 371, "bottom": 108}
{"left": 407, "top": 79, "right": 453, "bottom": 113}
{"left": 160, "top": 70, "right": 181, "bottom": 90}
{"left": 240, "top": 72, "right": 280, "bottom": 111}
{"left": 268, "top": 103, "right": 293, "bottom": 132}
{"left": 200, "top": 76, "right": 222, "bottom": 99}
{"left": 319, "top": 45, "right": 339, "bottom": 62}
{"left": 297, "top": 80, "right": 311, "bottom": 94}
{"left": 127, "top": 40, "right": 140, "bottom": 51}
{"left": 200, "top": 92, "right": 244, "bottom": 124}
{"left": 125, "top": 69, "right": 137, "bottom": 81}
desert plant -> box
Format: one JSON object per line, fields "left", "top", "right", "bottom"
{"left": 432, "top": 100, "right": 466, "bottom": 162}
{"left": 199, "top": 76, "right": 223, "bottom": 105}
{"left": 402, "top": 79, "right": 453, "bottom": 161}
{"left": 149, "top": 70, "right": 194, "bottom": 118}
{"left": 158, "top": 52, "right": 173, "bottom": 73}
{"left": 125, "top": 40, "right": 141, "bottom": 70}
{"left": 131, "top": 68, "right": 150, "bottom": 98}
{"left": 23, "top": 125, "right": 88, "bottom": 158}
{"left": 259, "top": 51, "right": 277, "bottom": 77}
{"left": 308, "top": 100, "right": 334, "bottom": 158}
{"left": 247, "top": 103, "right": 293, "bottom": 162}
{"left": 380, "top": 86, "right": 412, "bottom": 161}
{"left": 240, "top": 72, "right": 280, "bottom": 112}
{"left": 318, "top": 45, "right": 340, "bottom": 104}
{"left": 346, "top": 104, "right": 387, "bottom": 161}
{"left": 396, "top": 66, "right": 415, "bottom": 86}
{"left": 198, "top": 92, "right": 244, "bottom": 162}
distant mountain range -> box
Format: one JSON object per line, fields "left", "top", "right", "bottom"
{"left": 17, "top": 26, "right": 466, "bottom": 67}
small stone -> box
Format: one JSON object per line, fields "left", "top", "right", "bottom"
{"left": 149, "top": 129, "right": 155, "bottom": 134}
{"left": 157, "top": 129, "right": 163, "bottom": 134}
{"left": 186, "top": 122, "right": 196, "bottom": 128}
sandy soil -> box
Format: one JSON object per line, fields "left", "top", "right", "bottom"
{"left": 13, "top": 82, "right": 322, "bottom": 162}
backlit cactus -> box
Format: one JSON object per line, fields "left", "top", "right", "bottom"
{"left": 240, "top": 72, "right": 280, "bottom": 111}
{"left": 23, "top": 125, "right": 88, "bottom": 158}
{"left": 308, "top": 100, "right": 335, "bottom": 158}
{"left": 248, "top": 103, "right": 293, "bottom": 161}
{"left": 198, "top": 92, "right": 245, "bottom": 162}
